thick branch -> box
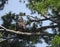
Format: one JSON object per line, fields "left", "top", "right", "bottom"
{"left": 0, "top": 29, "right": 48, "bottom": 36}
{"left": 0, "top": 25, "right": 58, "bottom": 36}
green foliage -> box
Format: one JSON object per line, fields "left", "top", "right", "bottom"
{"left": 0, "top": 33, "right": 2, "bottom": 37}
{"left": 0, "top": 33, "right": 3, "bottom": 42}
{"left": 51, "top": 35, "right": 60, "bottom": 47}
{"left": 9, "top": 24, "right": 16, "bottom": 30}
{"left": 1, "top": 12, "right": 12, "bottom": 28}
{"left": 28, "top": 0, "right": 60, "bottom": 13}
{"left": 1, "top": 0, "right": 60, "bottom": 47}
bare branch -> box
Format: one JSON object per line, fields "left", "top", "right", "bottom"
{"left": 29, "top": 18, "right": 52, "bottom": 22}
{"left": 27, "top": 15, "right": 57, "bottom": 23}
{"left": 38, "top": 25, "right": 58, "bottom": 30}
{"left": 43, "top": 14, "right": 58, "bottom": 23}
{"left": 0, "top": 25, "right": 58, "bottom": 36}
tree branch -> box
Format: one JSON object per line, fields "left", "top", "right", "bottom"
{"left": 28, "top": 16, "right": 57, "bottom": 23}
{"left": 0, "top": 36, "right": 16, "bottom": 44}
{"left": 30, "top": 18, "right": 49, "bottom": 22}
{"left": 38, "top": 25, "right": 58, "bottom": 30}
{"left": 0, "top": 25, "right": 58, "bottom": 43}
{"left": 43, "top": 14, "right": 58, "bottom": 23}
{"left": 0, "top": 25, "right": 58, "bottom": 36}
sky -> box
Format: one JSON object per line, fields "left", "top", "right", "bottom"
{"left": 0, "top": 0, "right": 52, "bottom": 47}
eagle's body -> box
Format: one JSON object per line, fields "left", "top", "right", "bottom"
{"left": 16, "top": 18, "right": 25, "bottom": 32}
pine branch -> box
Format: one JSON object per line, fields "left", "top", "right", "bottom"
{"left": 38, "top": 25, "right": 58, "bottom": 30}
{"left": 0, "top": 36, "right": 16, "bottom": 44}
{"left": 28, "top": 16, "right": 57, "bottom": 22}
{"left": 43, "top": 14, "right": 58, "bottom": 23}
{"left": 0, "top": 25, "right": 58, "bottom": 36}
{"left": 0, "top": 25, "right": 58, "bottom": 43}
